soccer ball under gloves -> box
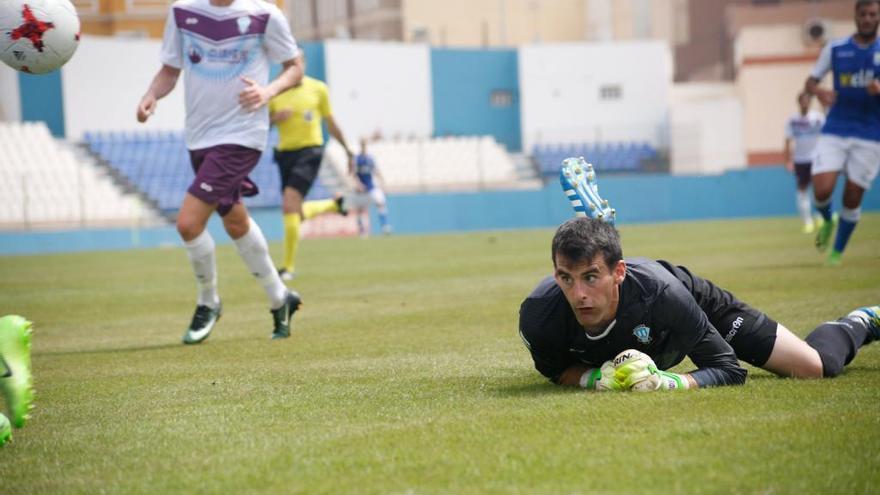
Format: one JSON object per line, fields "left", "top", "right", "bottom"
{"left": 583, "top": 350, "right": 689, "bottom": 392}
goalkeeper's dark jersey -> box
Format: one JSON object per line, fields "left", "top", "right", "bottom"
{"left": 519, "top": 257, "right": 748, "bottom": 388}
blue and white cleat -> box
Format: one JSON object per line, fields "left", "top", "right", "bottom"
{"left": 559, "top": 157, "right": 616, "bottom": 224}
{"left": 849, "top": 305, "right": 880, "bottom": 341}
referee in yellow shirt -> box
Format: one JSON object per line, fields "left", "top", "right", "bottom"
{"left": 269, "top": 52, "right": 354, "bottom": 281}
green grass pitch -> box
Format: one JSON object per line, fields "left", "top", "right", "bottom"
{"left": 1, "top": 215, "right": 879, "bottom": 494}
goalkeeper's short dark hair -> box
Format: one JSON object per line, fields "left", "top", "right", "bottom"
{"left": 551, "top": 218, "right": 622, "bottom": 269}
{"left": 856, "top": 0, "right": 880, "bottom": 10}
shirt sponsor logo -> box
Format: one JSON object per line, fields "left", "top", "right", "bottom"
{"left": 188, "top": 46, "right": 203, "bottom": 64}
{"left": 632, "top": 324, "right": 652, "bottom": 345}
{"left": 724, "top": 316, "right": 744, "bottom": 342}
{"left": 836, "top": 50, "right": 855, "bottom": 58}
{"left": 839, "top": 69, "right": 875, "bottom": 88}
{"left": 185, "top": 17, "right": 198, "bottom": 25}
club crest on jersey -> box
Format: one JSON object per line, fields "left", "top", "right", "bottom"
{"left": 633, "top": 324, "right": 652, "bottom": 345}
{"left": 237, "top": 16, "right": 252, "bottom": 35}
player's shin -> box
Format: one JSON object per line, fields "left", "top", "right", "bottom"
{"left": 234, "top": 218, "right": 288, "bottom": 308}
{"left": 805, "top": 307, "right": 878, "bottom": 377}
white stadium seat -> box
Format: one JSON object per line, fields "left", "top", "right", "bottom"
{"left": 0, "top": 121, "right": 165, "bottom": 229}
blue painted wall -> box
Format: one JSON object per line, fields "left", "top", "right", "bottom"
{"left": 431, "top": 48, "right": 521, "bottom": 151}
{"left": 18, "top": 70, "right": 65, "bottom": 137}
{"left": 4, "top": 167, "right": 877, "bottom": 255}
{"left": 300, "top": 42, "right": 325, "bottom": 81}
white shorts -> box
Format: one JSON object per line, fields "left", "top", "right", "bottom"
{"left": 812, "top": 134, "right": 880, "bottom": 190}
{"left": 349, "top": 188, "right": 386, "bottom": 209}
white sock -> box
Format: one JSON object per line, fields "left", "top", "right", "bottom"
{"left": 839, "top": 206, "right": 861, "bottom": 223}
{"left": 796, "top": 190, "right": 812, "bottom": 225}
{"left": 184, "top": 230, "right": 219, "bottom": 308}
{"left": 233, "top": 218, "right": 288, "bottom": 309}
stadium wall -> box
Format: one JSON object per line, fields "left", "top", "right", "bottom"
{"left": 324, "top": 40, "right": 434, "bottom": 143}
{"left": 18, "top": 70, "right": 66, "bottom": 138}
{"left": 430, "top": 48, "right": 521, "bottom": 151}
{"left": 2, "top": 167, "right": 877, "bottom": 255}
{"left": 518, "top": 40, "right": 671, "bottom": 153}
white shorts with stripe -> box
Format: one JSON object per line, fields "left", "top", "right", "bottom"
{"left": 813, "top": 134, "right": 880, "bottom": 190}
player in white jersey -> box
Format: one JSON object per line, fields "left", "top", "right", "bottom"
{"left": 136, "top": 0, "right": 305, "bottom": 343}
{"left": 783, "top": 92, "right": 825, "bottom": 234}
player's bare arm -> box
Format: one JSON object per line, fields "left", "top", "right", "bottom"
{"left": 326, "top": 116, "right": 354, "bottom": 156}
{"left": 868, "top": 79, "right": 880, "bottom": 96}
{"left": 326, "top": 115, "right": 355, "bottom": 170}
{"left": 374, "top": 166, "right": 388, "bottom": 190}
{"left": 270, "top": 108, "right": 293, "bottom": 124}
{"left": 805, "top": 77, "right": 836, "bottom": 108}
{"left": 239, "top": 57, "right": 304, "bottom": 112}
{"left": 783, "top": 138, "right": 793, "bottom": 172}
{"left": 137, "top": 64, "right": 181, "bottom": 123}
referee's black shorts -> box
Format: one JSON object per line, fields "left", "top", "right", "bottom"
{"left": 274, "top": 146, "right": 324, "bottom": 197}
{"left": 659, "top": 261, "right": 778, "bottom": 367}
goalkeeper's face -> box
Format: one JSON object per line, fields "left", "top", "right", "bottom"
{"left": 553, "top": 254, "right": 626, "bottom": 333}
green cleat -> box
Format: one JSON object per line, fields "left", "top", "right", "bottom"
{"left": 826, "top": 249, "right": 842, "bottom": 266}
{"left": 271, "top": 291, "right": 302, "bottom": 340}
{"left": 0, "top": 413, "right": 10, "bottom": 446}
{"left": 0, "top": 315, "right": 34, "bottom": 429}
{"left": 815, "top": 213, "right": 837, "bottom": 252}
{"left": 182, "top": 302, "right": 222, "bottom": 345}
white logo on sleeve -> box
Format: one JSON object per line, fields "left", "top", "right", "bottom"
{"left": 200, "top": 182, "right": 214, "bottom": 192}
{"left": 186, "top": 17, "right": 198, "bottom": 25}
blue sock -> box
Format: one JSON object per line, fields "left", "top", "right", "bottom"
{"left": 833, "top": 217, "right": 857, "bottom": 253}
{"left": 816, "top": 202, "right": 832, "bottom": 222}
{"left": 378, "top": 213, "right": 389, "bottom": 229}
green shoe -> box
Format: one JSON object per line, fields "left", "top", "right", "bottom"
{"left": 182, "top": 302, "right": 222, "bottom": 345}
{"left": 0, "top": 413, "right": 11, "bottom": 447}
{"left": 271, "top": 291, "right": 302, "bottom": 340}
{"left": 826, "top": 249, "right": 842, "bottom": 266}
{"left": 0, "top": 315, "right": 34, "bottom": 429}
{"left": 815, "top": 214, "right": 837, "bottom": 252}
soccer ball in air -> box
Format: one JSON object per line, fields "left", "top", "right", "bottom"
{"left": 0, "top": 0, "right": 80, "bottom": 74}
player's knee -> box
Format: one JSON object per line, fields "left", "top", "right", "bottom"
{"left": 223, "top": 217, "right": 249, "bottom": 239}
{"left": 176, "top": 216, "right": 202, "bottom": 241}
{"left": 795, "top": 358, "right": 825, "bottom": 379}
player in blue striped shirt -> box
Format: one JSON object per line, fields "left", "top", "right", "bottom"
{"left": 804, "top": 0, "right": 880, "bottom": 265}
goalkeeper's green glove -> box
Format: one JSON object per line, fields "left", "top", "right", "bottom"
{"left": 580, "top": 360, "right": 624, "bottom": 391}
{"left": 612, "top": 349, "right": 689, "bottom": 391}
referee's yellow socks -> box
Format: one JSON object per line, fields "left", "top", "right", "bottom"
{"left": 302, "top": 199, "right": 339, "bottom": 220}
{"left": 282, "top": 212, "right": 301, "bottom": 273}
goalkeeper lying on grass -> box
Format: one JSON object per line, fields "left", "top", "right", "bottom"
{"left": 517, "top": 159, "right": 879, "bottom": 391}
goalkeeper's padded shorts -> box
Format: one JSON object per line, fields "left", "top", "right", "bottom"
{"left": 658, "top": 260, "right": 779, "bottom": 367}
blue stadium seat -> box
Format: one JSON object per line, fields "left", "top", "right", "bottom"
{"left": 531, "top": 140, "right": 660, "bottom": 175}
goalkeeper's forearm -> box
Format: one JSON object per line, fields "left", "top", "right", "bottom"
{"left": 688, "top": 365, "right": 747, "bottom": 387}
{"left": 556, "top": 365, "right": 590, "bottom": 386}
